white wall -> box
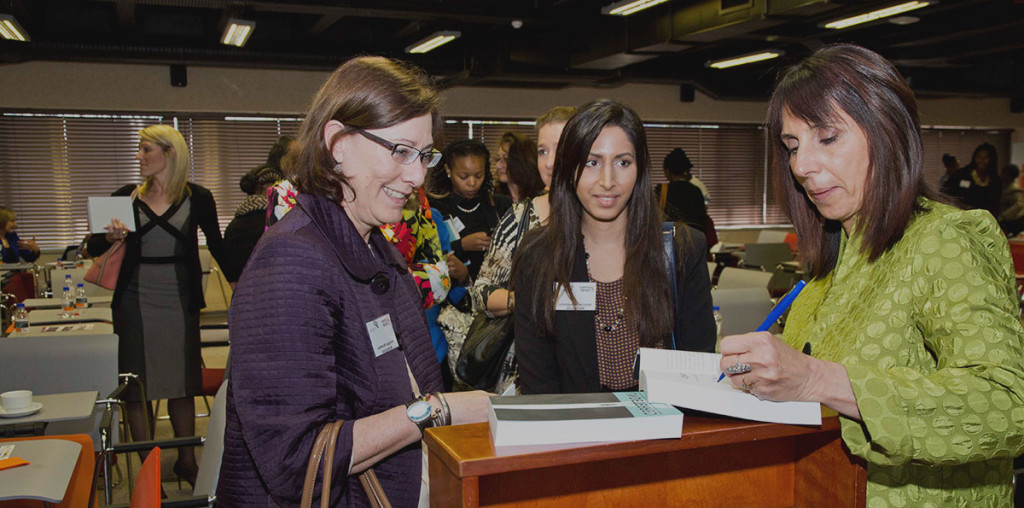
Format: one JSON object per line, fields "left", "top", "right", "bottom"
{"left": 2, "top": 60, "right": 1023, "bottom": 160}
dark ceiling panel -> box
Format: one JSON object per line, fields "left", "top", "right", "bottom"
{"left": 0, "top": 0, "right": 1020, "bottom": 100}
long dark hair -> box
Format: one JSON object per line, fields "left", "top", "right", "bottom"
{"left": 513, "top": 98, "right": 673, "bottom": 347}
{"left": 766, "top": 44, "right": 940, "bottom": 279}
{"left": 505, "top": 133, "right": 544, "bottom": 201}
{"left": 290, "top": 56, "right": 441, "bottom": 203}
{"left": 426, "top": 138, "right": 496, "bottom": 206}
{"left": 967, "top": 142, "right": 998, "bottom": 176}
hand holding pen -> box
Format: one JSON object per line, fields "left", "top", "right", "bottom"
{"left": 717, "top": 280, "right": 830, "bottom": 401}
{"left": 718, "top": 280, "right": 806, "bottom": 383}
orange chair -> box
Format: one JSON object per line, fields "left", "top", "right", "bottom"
{"left": 130, "top": 447, "right": 161, "bottom": 508}
{"left": 0, "top": 434, "right": 96, "bottom": 508}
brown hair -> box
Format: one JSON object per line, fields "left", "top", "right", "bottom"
{"left": 290, "top": 56, "right": 441, "bottom": 202}
{"left": 766, "top": 44, "right": 940, "bottom": 279}
{"left": 0, "top": 206, "right": 14, "bottom": 232}
{"left": 504, "top": 132, "right": 545, "bottom": 201}
{"left": 513, "top": 98, "right": 674, "bottom": 347}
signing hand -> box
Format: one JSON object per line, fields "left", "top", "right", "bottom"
{"left": 461, "top": 231, "right": 491, "bottom": 251}
{"left": 447, "top": 252, "right": 469, "bottom": 284}
{"left": 719, "top": 332, "right": 860, "bottom": 419}
{"left": 718, "top": 331, "right": 821, "bottom": 402}
{"left": 104, "top": 219, "right": 130, "bottom": 243}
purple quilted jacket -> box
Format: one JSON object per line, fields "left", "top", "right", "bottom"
{"left": 217, "top": 193, "right": 442, "bottom": 507}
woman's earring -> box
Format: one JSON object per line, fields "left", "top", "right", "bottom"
{"left": 334, "top": 162, "right": 343, "bottom": 174}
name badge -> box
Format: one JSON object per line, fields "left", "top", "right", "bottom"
{"left": 554, "top": 282, "right": 597, "bottom": 311}
{"left": 445, "top": 217, "right": 465, "bottom": 240}
{"left": 959, "top": 179, "right": 971, "bottom": 189}
{"left": 366, "top": 314, "right": 400, "bottom": 358}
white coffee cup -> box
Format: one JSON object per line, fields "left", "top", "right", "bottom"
{"left": 1, "top": 390, "right": 32, "bottom": 411}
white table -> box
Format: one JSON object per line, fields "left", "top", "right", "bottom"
{"left": 0, "top": 263, "right": 35, "bottom": 272}
{"left": 22, "top": 295, "right": 113, "bottom": 310}
{"left": 27, "top": 307, "right": 112, "bottom": 326}
{"left": 0, "top": 438, "right": 81, "bottom": 503}
{"left": 9, "top": 322, "right": 115, "bottom": 337}
{"left": 0, "top": 392, "right": 99, "bottom": 426}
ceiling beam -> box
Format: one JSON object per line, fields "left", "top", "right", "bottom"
{"left": 307, "top": 13, "right": 343, "bottom": 37}
{"left": 90, "top": 0, "right": 551, "bottom": 26}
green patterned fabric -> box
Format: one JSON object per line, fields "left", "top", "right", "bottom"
{"left": 783, "top": 198, "right": 1024, "bottom": 507}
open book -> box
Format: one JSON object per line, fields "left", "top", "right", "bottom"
{"left": 488, "top": 392, "right": 683, "bottom": 447}
{"left": 639, "top": 348, "right": 821, "bottom": 425}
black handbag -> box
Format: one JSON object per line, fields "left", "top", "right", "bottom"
{"left": 455, "top": 312, "right": 514, "bottom": 389}
{"left": 454, "top": 201, "right": 533, "bottom": 390}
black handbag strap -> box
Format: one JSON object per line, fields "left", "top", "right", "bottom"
{"left": 662, "top": 222, "right": 677, "bottom": 350}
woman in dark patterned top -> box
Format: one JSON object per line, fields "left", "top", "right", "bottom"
{"left": 512, "top": 99, "right": 716, "bottom": 394}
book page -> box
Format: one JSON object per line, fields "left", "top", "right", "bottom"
{"left": 639, "top": 348, "right": 720, "bottom": 376}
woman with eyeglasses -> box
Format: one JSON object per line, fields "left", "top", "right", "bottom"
{"left": 427, "top": 139, "right": 513, "bottom": 283}
{"left": 219, "top": 56, "right": 490, "bottom": 507}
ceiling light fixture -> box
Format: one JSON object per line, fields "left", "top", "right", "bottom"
{"left": 221, "top": 18, "right": 255, "bottom": 47}
{"left": 823, "top": 1, "right": 933, "bottom": 30}
{"left": 0, "top": 14, "right": 29, "bottom": 42}
{"left": 601, "top": 0, "right": 671, "bottom": 16}
{"left": 707, "top": 50, "right": 783, "bottom": 70}
{"left": 405, "top": 31, "right": 460, "bottom": 54}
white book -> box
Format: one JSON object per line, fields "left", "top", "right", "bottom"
{"left": 639, "top": 348, "right": 821, "bottom": 426}
{"left": 488, "top": 392, "right": 683, "bottom": 448}
{"left": 87, "top": 196, "right": 136, "bottom": 234}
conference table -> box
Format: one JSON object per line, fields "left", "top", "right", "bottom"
{"left": 0, "top": 438, "right": 81, "bottom": 504}
{"left": 0, "top": 391, "right": 99, "bottom": 438}
{"left": 26, "top": 307, "right": 112, "bottom": 326}
{"left": 22, "top": 295, "right": 113, "bottom": 310}
{"left": 426, "top": 415, "right": 865, "bottom": 507}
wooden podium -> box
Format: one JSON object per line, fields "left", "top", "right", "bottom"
{"left": 426, "top": 416, "right": 866, "bottom": 507}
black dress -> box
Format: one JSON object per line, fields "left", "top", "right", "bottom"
{"left": 433, "top": 193, "right": 512, "bottom": 280}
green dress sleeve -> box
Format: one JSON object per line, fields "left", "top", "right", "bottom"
{"left": 841, "top": 210, "right": 1024, "bottom": 467}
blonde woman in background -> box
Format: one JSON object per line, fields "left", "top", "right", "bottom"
{"left": 88, "top": 124, "right": 229, "bottom": 486}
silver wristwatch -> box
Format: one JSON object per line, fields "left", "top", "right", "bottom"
{"left": 405, "top": 396, "right": 434, "bottom": 435}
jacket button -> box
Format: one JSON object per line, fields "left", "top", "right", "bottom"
{"left": 370, "top": 273, "right": 390, "bottom": 295}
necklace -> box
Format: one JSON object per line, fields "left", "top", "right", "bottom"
{"left": 456, "top": 201, "right": 481, "bottom": 213}
{"left": 583, "top": 239, "right": 626, "bottom": 333}
{"left": 972, "top": 169, "right": 990, "bottom": 187}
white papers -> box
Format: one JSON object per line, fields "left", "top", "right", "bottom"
{"left": 87, "top": 196, "right": 136, "bottom": 234}
{"left": 639, "top": 348, "right": 821, "bottom": 425}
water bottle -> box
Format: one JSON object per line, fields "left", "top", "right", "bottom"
{"left": 64, "top": 274, "right": 73, "bottom": 293}
{"left": 62, "top": 286, "right": 74, "bottom": 317}
{"left": 713, "top": 306, "right": 723, "bottom": 352}
{"left": 75, "top": 283, "right": 88, "bottom": 309}
{"left": 75, "top": 249, "right": 84, "bottom": 268}
{"left": 13, "top": 303, "right": 29, "bottom": 332}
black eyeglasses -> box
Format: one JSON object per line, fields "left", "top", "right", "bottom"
{"left": 356, "top": 129, "right": 442, "bottom": 168}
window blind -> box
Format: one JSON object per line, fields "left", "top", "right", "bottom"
{"left": 0, "top": 110, "right": 1012, "bottom": 250}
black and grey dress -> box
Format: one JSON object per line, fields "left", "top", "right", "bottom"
{"left": 88, "top": 183, "right": 228, "bottom": 402}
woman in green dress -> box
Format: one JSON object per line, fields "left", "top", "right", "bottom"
{"left": 720, "top": 44, "right": 1024, "bottom": 505}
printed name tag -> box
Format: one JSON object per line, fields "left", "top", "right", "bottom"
{"left": 445, "top": 217, "right": 465, "bottom": 240}
{"left": 959, "top": 179, "right": 971, "bottom": 189}
{"left": 366, "top": 314, "right": 400, "bottom": 358}
{"left": 554, "top": 282, "right": 597, "bottom": 311}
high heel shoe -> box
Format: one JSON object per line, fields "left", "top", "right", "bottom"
{"left": 173, "top": 460, "right": 198, "bottom": 490}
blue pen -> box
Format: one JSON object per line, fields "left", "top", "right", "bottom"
{"left": 717, "top": 279, "right": 807, "bottom": 382}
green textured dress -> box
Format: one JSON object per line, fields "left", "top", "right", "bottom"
{"left": 783, "top": 199, "right": 1024, "bottom": 507}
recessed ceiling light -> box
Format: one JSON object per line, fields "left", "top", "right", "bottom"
{"left": 706, "top": 50, "right": 783, "bottom": 70}
{"left": 405, "top": 31, "right": 460, "bottom": 54}
{"left": 823, "top": 1, "right": 933, "bottom": 30}
{"left": 601, "top": 0, "right": 671, "bottom": 16}
{"left": 222, "top": 18, "right": 255, "bottom": 47}
{"left": 0, "top": 14, "right": 30, "bottom": 42}
{"left": 888, "top": 15, "right": 920, "bottom": 25}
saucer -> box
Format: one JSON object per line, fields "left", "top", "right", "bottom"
{"left": 0, "top": 402, "right": 43, "bottom": 418}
